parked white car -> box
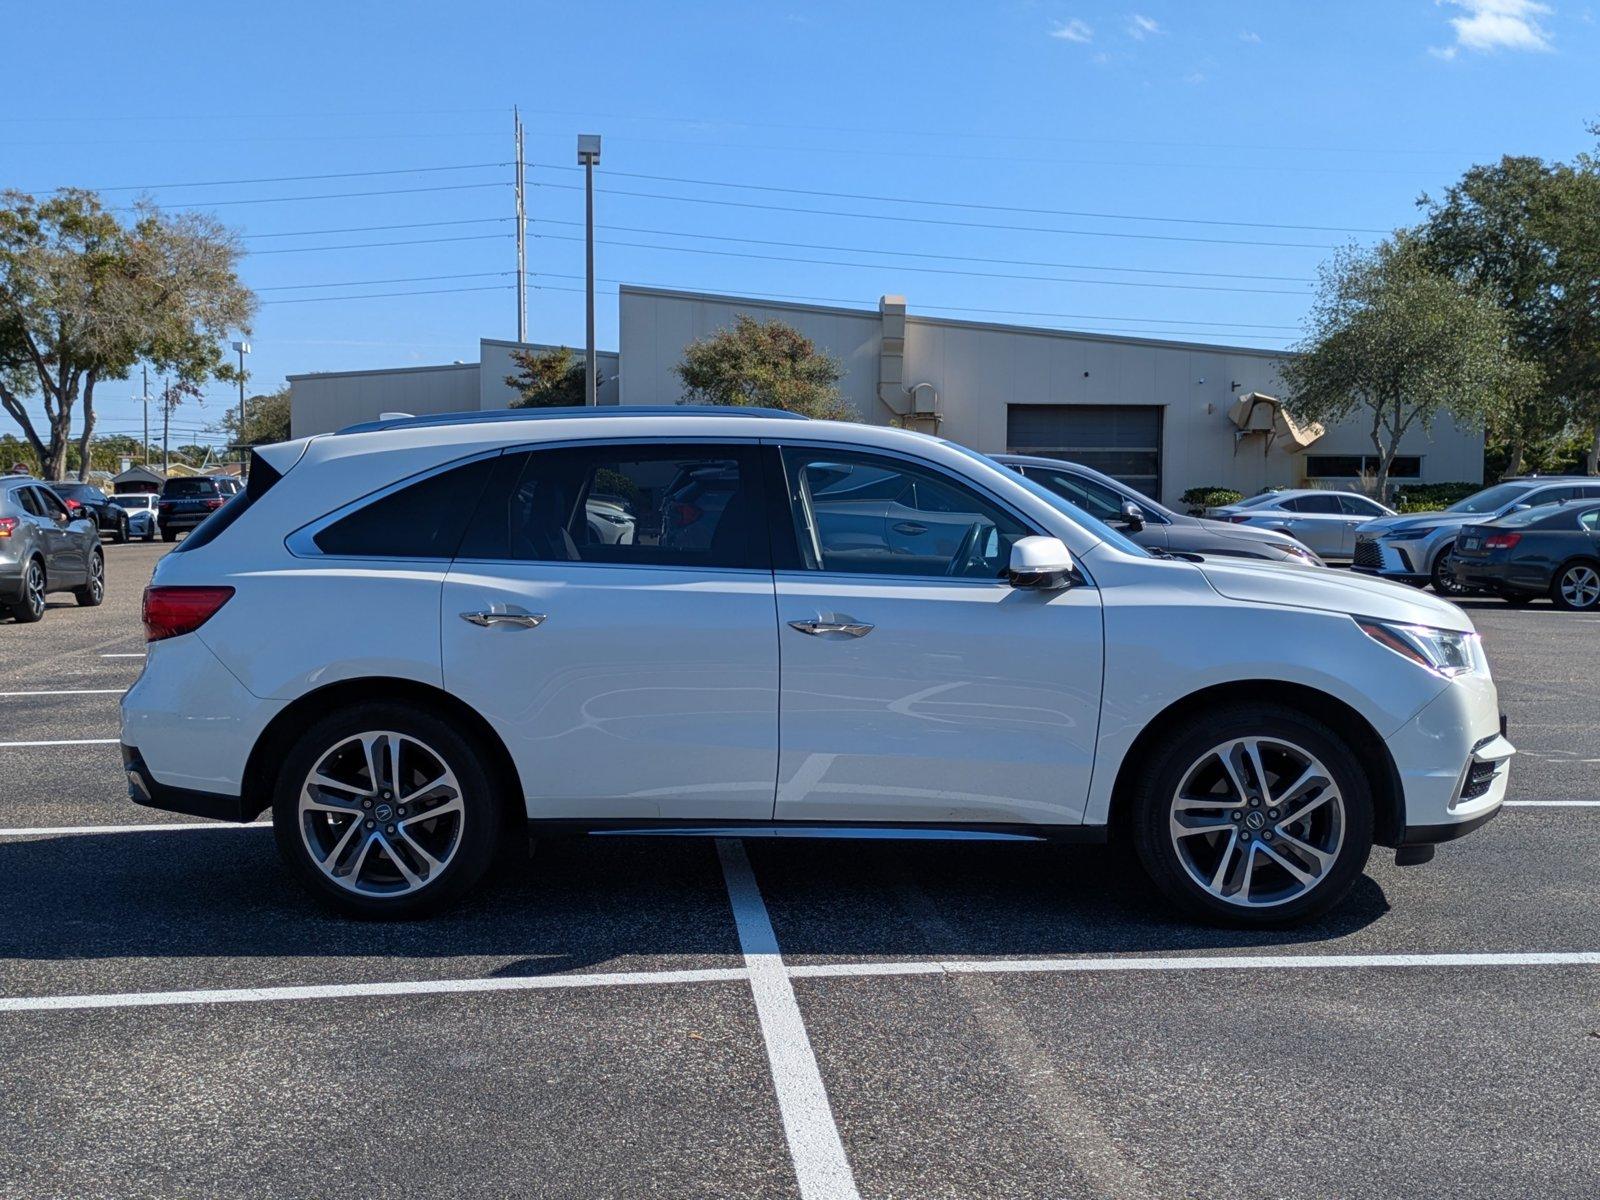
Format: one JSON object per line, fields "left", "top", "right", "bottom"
{"left": 1209, "top": 489, "right": 1396, "bottom": 562}
{"left": 108, "top": 493, "right": 160, "bottom": 542}
{"left": 121, "top": 408, "right": 1513, "bottom": 925}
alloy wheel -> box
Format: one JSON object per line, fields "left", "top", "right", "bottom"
{"left": 297, "top": 730, "right": 465, "bottom": 897}
{"left": 24, "top": 562, "right": 45, "bottom": 617}
{"left": 1559, "top": 565, "right": 1600, "bottom": 609}
{"left": 87, "top": 554, "right": 103, "bottom": 601}
{"left": 1432, "top": 548, "right": 1469, "bottom": 596}
{"left": 1168, "top": 736, "right": 1345, "bottom": 909}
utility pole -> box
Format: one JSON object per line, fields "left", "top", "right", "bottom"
{"left": 514, "top": 107, "right": 527, "bottom": 343}
{"left": 231, "top": 340, "right": 250, "bottom": 477}
{"left": 161, "top": 377, "right": 171, "bottom": 475}
{"left": 577, "top": 133, "right": 602, "bottom": 406}
{"left": 141, "top": 365, "right": 150, "bottom": 466}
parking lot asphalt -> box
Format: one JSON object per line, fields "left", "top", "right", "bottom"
{"left": 1, "top": 540, "right": 1597, "bottom": 1199}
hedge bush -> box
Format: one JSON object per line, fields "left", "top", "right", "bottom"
{"left": 1392, "top": 481, "right": 1480, "bottom": 514}
{"left": 1180, "top": 486, "right": 1245, "bottom": 515}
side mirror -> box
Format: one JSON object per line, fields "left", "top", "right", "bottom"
{"left": 1008, "top": 536, "right": 1074, "bottom": 590}
{"left": 1119, "top": 500, "right": 1146, "bottom": 532}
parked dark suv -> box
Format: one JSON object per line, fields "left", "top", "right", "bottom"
{"left": 46, "top": 482, "right": 131, "bottom": 544}
{"left": 157, "top": 477, "right": 235, "bottom": 541}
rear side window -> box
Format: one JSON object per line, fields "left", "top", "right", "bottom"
{"left": 312, "top": 456, "right": 498, "bottom": 559}
{"left": 1289, "top": 494, "right": 1342, "bottom": 514}
{"left": 14, "top": 487, "right": 43, "bottom": 517}
{"left": 457, "top": 443, "right": 769, "bottom": 570}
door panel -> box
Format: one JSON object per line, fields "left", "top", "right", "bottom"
{"left": 774, "top": 447, "right": 1103, "bottom": 826}
{"left": 442, "top": 442, "right": 780, "bottom": 821}
{"left": 774, "top": 575, "right": 1103, "bottom": 824}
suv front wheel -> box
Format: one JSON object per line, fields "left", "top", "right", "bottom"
{"left": 1129, "top": 703, "right": 1374, "bottom": 925}
{"left": 272, "top": 702, "right": 503, "bottom": 917}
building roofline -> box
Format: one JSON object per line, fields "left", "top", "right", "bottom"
{"left": 618, "top": 283, "right": 1288, "bottom": 359}
{"left": 287, "top": 361, "right": 479, "bottom": 382}
{"left": 479, "top": 337, "right": 619, "bottom": 355}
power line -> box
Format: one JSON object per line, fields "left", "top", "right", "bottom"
{"left": 43, "top": 161, "right": 508, "bottom": 194}
{"left": 532, "top": 178, "right": 1343, "bottom": 251}
{"left": 533, "top": 217, "right": 1314, "bottom": 284}
{"left": 126, "top": 181, "right": 508, "bottom": 210}
{"left": 248, "top": 233, "right": 510, "bottom": 256}
{"left": 258, "top": 271, "right": 512, "bottom": 291}
{"left": 532, "top": 164, "right": 1386, "bottom": 235}
{"left": 534, "top": 231, "right": 1310, "bottom": 296}
{"left": 260, "top": 283, "right": 513, "bottom": 305}
{"left": 243, "top": 217, "right": 509, "bottom": 239}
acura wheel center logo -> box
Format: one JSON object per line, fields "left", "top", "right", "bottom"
{"left": 374, "top": 803, "right": 394, "bottom": 822}
{"left": 1245, "top": 811, "right": 1267, "bottom": 830}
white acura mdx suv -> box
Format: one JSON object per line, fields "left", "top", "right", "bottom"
{"left": 122, "top": 407, "right": 1513, "bottom": 925}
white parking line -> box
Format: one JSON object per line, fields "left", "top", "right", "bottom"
{"left": 0, "top": 821, "right": 268, "bottom": 838}
{"left": 0, "top": 688, "right": 126, "bottom": 697}
{"left": 0, "top": 966, "right": 752, "bottom": 1015}
{"left": 99, "top": 653, "right": 145, "bottom": 658}
{"left": 718, "top": 838, "right": 861, "bottom": 1200}
{"left": 0, "top": 737, "right": 120, "bottom": 748}
{"left": 1504, "top": 800, "right": 1600, "bottom": 807}
{"left": 788, "top": 951, "right": 1600, "bottom": 979}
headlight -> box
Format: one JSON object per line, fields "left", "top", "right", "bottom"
{"left": 1380, "top": 525, "right": 1430, "bottom": 539}
{"left": 1355, "top": 618, "right": 1479, "bottom": 677}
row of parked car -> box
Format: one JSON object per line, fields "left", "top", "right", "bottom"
{"left": 0, "top": 474, "right": 242, "bottom": 623}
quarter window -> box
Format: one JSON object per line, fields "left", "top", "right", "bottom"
{"left": 313, "top": 456, "right": 499, "bottom": 558}
{"left": 781, "top": 448, "right": 1028, "bottom": 579}
{"left": 1580, "top": 509, "right": 1599, "bottom": 532}
{"left": 457, "top": 443, "right": 770, "bottom": 570}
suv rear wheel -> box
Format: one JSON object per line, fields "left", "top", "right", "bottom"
{"left": 9, "top": 557, "right": 46, "bottom": 623}
{"left": 73, "top": 550, "right": 104, "bottom": 606}
{"left": 1128, "top": 703, "right": 1374, "bottom": 926}
{"left": 272, "top": 702, "right": 503, "bottom": 917}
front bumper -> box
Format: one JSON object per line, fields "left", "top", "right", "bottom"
{"left": 1352, "top": 534, "right": 1434, "bottom": 585}
{"left": 1385, "top": 678, "right": 1514, "bottom": 846}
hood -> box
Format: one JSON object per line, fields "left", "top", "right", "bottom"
{"left": 1196, "top": 556, "right": 1474, "bottom": 632}
{"left": 1358, "top": 510, "right": 1473, "bottom": 536}
{"left": 1192, "top": 516, "right": 1300, "bottom": 547}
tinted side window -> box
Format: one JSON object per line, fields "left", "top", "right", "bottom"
{"left": 1581, "top": 509, "right": 1600, "bottom": 531}
{"left": 313, "top": 456, "right": 499, "bottom": 558}
{"left": 782, "top": 448, "right": 1029, "bottom": 579}
{"left": 1339, "top": 495, "right": 1385, "bottom": 516}
{"left": 1029, "top": 468, "right": 1127, "bottom": 524}
{"left": 1529, "top": 487, "right": 1574, "bottom": 506}
{"left": 34, "top": 488, "right": 70, "bottom": 519}
{"left": 458, "top": 443, "right": 769, "bottom": 570}
{"left": 14, "top": 487, "right": 43, "bottom": 517}
{"left": 1294, "top": 494, "right": 1342, "bottom": 514}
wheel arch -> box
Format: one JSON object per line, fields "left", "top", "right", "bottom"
{"left": 1107, "top": 679, "right": 1406, "bottom": 847}
{"left": 242, "top": 677, "right": 525, "bottom": 828}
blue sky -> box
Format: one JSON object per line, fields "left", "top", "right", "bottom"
{"left": 4, "top": 0, "right": 1596, "bottom": 449}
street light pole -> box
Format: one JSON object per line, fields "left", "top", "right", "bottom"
{"left": 577, "top": 134, "right": 602, "bottom": 406}
{"left": 231, "top": 340, "right": 251, "bottom": 476}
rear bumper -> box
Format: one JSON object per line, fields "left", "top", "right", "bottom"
{"left": 1453, "top": 559, "right": 1549, "bottom": 595}
{"left": 122, "top": 743, "right": 258, "bottom": 822}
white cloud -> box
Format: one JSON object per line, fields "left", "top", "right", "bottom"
{"left": 1128, "top": 13, "right": 1161, "bottom": 38}
{"left": 1239, "top": 30, "right": 1261, "bottom": 43}
{"left": 1435, "top": 0, "right": 1554, "bottom": 55}
{"left": 1049, "top": 18, "right": 1094, "bottom": 43}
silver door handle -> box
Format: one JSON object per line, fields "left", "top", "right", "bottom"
{"left": 460, "top": 611, "right": 547, "bottom": 629}
{"left": 788, "top": 619, "right": 874, "bottom": 638}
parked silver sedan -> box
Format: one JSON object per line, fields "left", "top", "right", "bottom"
{"left": 108, "top": 492, "right": 160, "bottom": 541}
{"left": 1209, "top": 489, "right": 1396, "bottom": 562}
{"left": 0, "top": 477, "right": 104, "bottom": 622}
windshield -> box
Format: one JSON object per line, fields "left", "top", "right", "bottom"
{"left": 1233, "top": 492, "right": 1284, "bottom": 509}
{"left": 1448, "top": 482, "right": 1534, "bottom": 514}
{"left": 946, "top": 443, "right": 1149, "bottom": 557}
{"left": 109, "top": 495, "right": 150, "bottom": 509}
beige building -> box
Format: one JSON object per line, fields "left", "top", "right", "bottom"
{"left": 289, "top": 285, "right": 1483, "bottom": 506}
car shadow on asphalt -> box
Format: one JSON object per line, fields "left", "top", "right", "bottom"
{"left": 0, "top": 827, "right": 1388, "bottom": 979}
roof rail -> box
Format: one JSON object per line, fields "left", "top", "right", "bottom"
{"left": 336, "top": 404, "right": 809, "bottom": 436}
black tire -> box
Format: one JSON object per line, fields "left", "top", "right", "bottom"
{"left": 8, "top": 557, "right": 47, "bottom": 624}
{"left": 1128, "top": 702, "right": 1374, "bottom": 927}
{"left": 113, "top": 515, "right": 128, "bottom": 544}
{"left": 160, "top": 528, "right": 177, "bottom": 543}
{"left": 1496, "top": 590, "right": 1535, "bottom": 607}
{"left": 73, "top": 550, "right": 105, "bottom": 607}
{"left": 1430, "top": 543, "right": 1472, "bottom": 597}
{"left": 143, "top": 526, "right": 156, "bottom": 542}
{"left": 272, "top": 701, "right": 504, "bottom": 918}
{"left": 1550, "top": 559, "right": 1600, "bottom": 611}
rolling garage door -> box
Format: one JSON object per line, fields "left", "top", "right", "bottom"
{"left": 1007, "top": 405, "right": 1163, "bottom": 500}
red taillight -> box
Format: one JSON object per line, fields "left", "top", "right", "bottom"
{"left": 64, "top": 498, "right": 82, "bottom": 510}
{"left": 203, "top": 497, "right": 225, "bottom": 510}
{"left": 1484, "top": 532, "right": 1522, "bottom": 551}
{"left": 670, "top": 501, "right": 704, "bottom": 527}
{"left": 0, "top": 517, "right": 15, "bottom": 538}
{"left": 141, "top": 586, "right": 235, "bottom": 642}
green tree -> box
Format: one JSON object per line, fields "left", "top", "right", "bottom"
{"left": 1418, "top": 153, "right": 1600, "bottom": 476}
{"left": 1283, "top": 234, "right": 1535, "bottom": 500}
{"left": 675, "top": 315, "right": 852, "bottom": 419}
{"left": 214, "top": 385, "right": 291, "bottom": 449}
{"left": 0, "top": 189, "right": 255, "bottom": 481}
{"left": 504, "top": 345, "right": 586, "bottom": 408}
